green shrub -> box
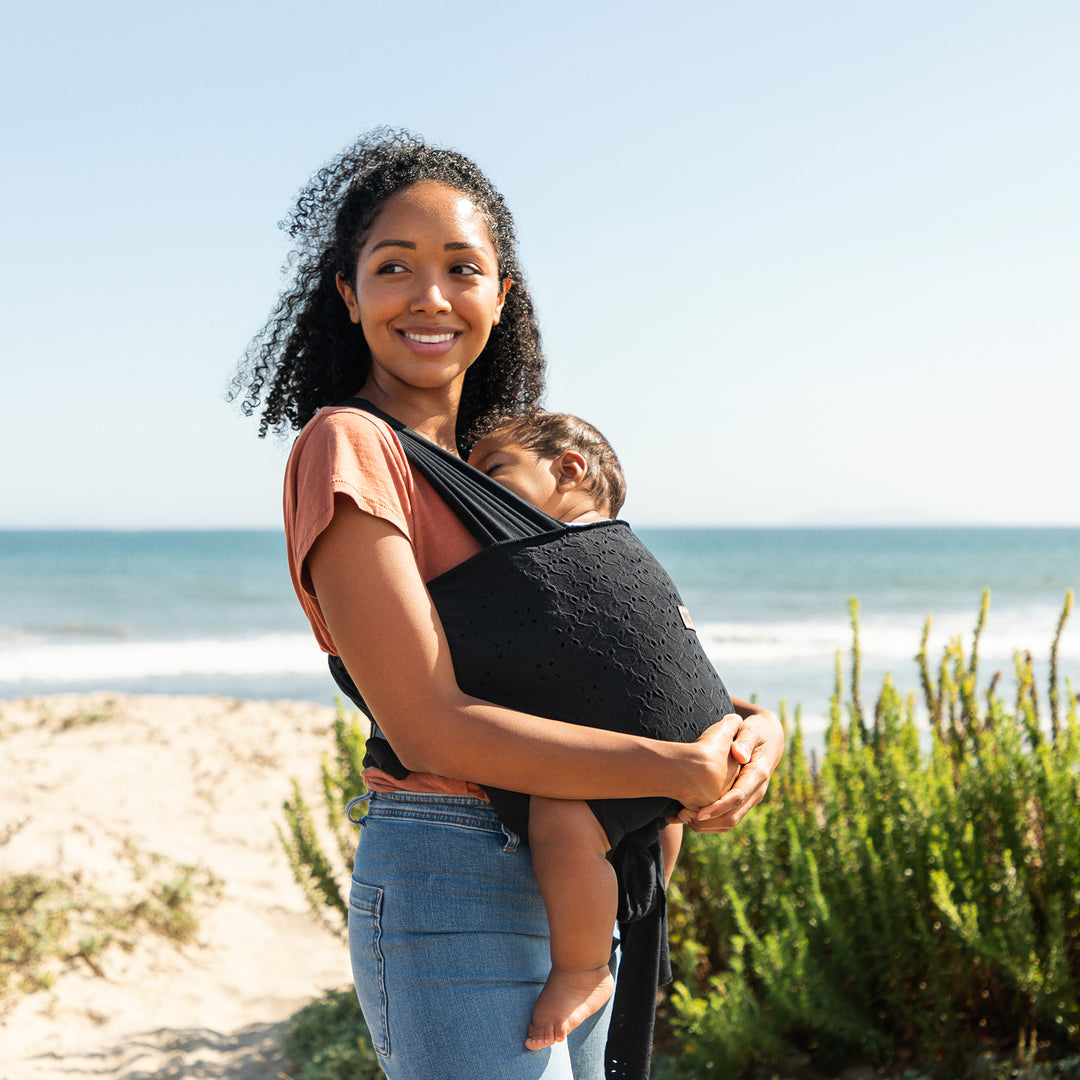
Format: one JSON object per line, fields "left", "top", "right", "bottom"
{"left": 0, "top": 874, "right": 77, "bottom": 999}
{"left": 1, "top": 856, "right": 219, "bottom": 1007}
{"left": 276, "top": 703, "right": 368, "bottom": 936}
{"left": 283, "top": 987, "right": 382, "bottom": 1080}
{"left": 665, "top": 590, "right": 1079, "bottom": 1079}
{"left": 276, "top": 705, "right": 382, "bottom": 1077}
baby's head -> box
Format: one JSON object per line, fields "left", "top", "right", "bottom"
{"left": 468, "top": 411, "right": 626, "bottom": 523}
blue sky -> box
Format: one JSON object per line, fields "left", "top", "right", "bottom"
{"left": 3, "top": 0, "right": 1077, "bottom": 527}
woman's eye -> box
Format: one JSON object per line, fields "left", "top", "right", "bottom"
{"left": 376, "top": 262, "right": 409, "bottom": 275}
{"left": 450, "top": 263, "right": 481, "bottom": 276}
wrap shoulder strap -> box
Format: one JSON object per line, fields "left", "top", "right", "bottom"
{"left": 339, "top": 398, "right": 562, "bottom": 547}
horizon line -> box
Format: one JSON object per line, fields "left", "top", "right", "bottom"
{"left": 4, "top": 522, "right": 1080, "bottom": 533}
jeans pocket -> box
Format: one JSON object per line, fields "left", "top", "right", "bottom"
{"left": 348, "top": 879, "right": 390, "bottom": 1057}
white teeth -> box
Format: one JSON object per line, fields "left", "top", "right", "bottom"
{"left": 404, "top": 332, "right": 456, "bottom": 344}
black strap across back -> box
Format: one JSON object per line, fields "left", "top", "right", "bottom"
{"left": 329, "top": 399, "right": 734, "bottom": 1080}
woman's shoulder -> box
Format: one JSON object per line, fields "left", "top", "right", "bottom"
{"left": 297, "top": 403, "right": 399, "bottom": 448}
{"left": 289, "top": 404, "right": 408, "bottom": 475}
{"left": 285, "top": 404, "right": 418, "bottom": 572}
{"left": 286, "top": 402, "right": 416, "bottom": 522}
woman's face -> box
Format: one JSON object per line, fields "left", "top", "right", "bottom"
{"left": 337, "top": 180, "right": 510, "bottom": 398}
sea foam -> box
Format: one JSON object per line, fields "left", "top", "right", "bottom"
{"left": 0, "top": 633, "right": 325, "bottom": 685}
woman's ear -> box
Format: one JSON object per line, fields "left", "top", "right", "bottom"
{"left": 493, "top": 277, "right": 513, "bottom": 325}
{"left": 555, "top": 451, "right": 588, "bottom": 491}
{"left": 336, "top": 273, "right": 362, "bottom": 325}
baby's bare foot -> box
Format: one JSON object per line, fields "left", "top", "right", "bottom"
{"left": 525, "top": 965, "right": 615, "bottom": 1050}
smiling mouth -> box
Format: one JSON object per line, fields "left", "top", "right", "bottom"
{"left": 401, "top": 331, "right": 458, "bottom": 344}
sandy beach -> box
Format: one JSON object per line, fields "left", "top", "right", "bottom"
{"left": 0, "top": 693, "right": 354, "bottom": 1080}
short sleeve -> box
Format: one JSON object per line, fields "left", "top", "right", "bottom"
{"left": 284, "top": 408, "right": 416, "bottom": 652}
{"left": 282, "top": 405, "right": 482, "bottom": 655}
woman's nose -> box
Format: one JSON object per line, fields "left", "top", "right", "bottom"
{"left": 411, "top": 277, "right": 452, "bottom": 315}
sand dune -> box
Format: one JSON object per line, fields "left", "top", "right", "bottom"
{"left": 0, "top": 693, "right": 354, "bottom": 1080}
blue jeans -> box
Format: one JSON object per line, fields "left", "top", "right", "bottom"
{"left": 348, "top": 790, "right": 613, "bottom": 1079}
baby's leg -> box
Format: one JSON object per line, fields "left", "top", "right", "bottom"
{"left": 526, "top": 796, "right": 617, "bottom": 1051}
{"left": 660, "top": 821, "right": 683, "bottom": 889}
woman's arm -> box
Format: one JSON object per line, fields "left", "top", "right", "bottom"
{"left": 308, "top": 496, "right": 742, "bottom": 808}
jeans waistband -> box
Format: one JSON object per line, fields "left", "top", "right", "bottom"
{"left": 353, "top": 789, "right": 519, "bottom": 849}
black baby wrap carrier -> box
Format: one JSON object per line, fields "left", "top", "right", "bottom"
{"left": 330, "top": 399, "right": 734, "bottom": 1080}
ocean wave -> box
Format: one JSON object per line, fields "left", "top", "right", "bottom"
{"left": 2, "top": 608, "right": 1075, "bottom": 688}
{"left": 0, "top": 623, "right": 138, "bottom": 643}
{"left": 695, "top": 606, "right": 1079, "bottom": 668}
{"left": 0, "top": 633, "right": 327, "bottom": 684}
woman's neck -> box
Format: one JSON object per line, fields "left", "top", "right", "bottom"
{"left": 357, "top": 378, "right": 462, "bottom": 454}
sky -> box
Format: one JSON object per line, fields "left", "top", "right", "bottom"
{"left": 2, "top": 0, "right": 1077, "bottom": 528}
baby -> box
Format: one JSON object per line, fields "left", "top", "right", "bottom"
{"left": 468, "top": 411, "right": 685, "bottom": 1051}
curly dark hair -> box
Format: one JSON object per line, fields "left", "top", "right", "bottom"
{"left": 231, "top": 128, "right": 545, "bottom": 452}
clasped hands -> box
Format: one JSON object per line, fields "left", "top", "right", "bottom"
{"left": 671, "top": 708, "right": 784, "bottom": 833}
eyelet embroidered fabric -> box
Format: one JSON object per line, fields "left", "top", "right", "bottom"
{"left": 334, "top": 400, "right": 734, "bottom": 1080}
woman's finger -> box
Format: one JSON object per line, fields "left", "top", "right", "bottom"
{"left": 697, "top": 711, "right": 743, "bottom": 745}
{"left": 689, "top": 767, "right": 772, "bottom": 829}
{"left": 683, "top": 763, "right": 762, "bottom": 823}
{"left": 685, "top": 709, "right": 783, "bottom": 826}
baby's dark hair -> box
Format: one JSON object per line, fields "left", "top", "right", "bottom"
{"left": 231, "top": 128, "right": 544, "bottom": 452}
{"left": 486, "top": 411, "right": 626, "bottom": 517}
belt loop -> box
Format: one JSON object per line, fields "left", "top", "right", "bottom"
{"left": 346, "top": 791, "right": 373, "bottom": 827}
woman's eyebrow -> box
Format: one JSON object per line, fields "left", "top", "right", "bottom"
{"left": 368, "top": 239, "right": 480, "bottom": 253}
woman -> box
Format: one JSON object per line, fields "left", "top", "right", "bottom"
{"left": 235, "top": 129, "right": 784, "bottom": 1079}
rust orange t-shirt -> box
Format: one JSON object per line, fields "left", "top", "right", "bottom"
{"left": 284, "top": 405, "right": 487, "bottom": 798}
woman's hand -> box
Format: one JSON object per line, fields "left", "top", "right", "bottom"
{"left": 668, "top": 713, "right": 743, "bottom": 811}
{"left": 676, "top": 705, "right": 784, "bottom": 833}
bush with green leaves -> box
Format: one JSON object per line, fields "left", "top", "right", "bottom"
{"left": 1, "top": 856, "right": 219, "bottom": 1008}
{"left": 284, "top": 987, "right": 382, "bottom": 1080}
{"left": 277, "top": 703, "right": 368, "bottom": 936}
{"left": 665, "top": 590, "right": 1079, "bottom": 1079}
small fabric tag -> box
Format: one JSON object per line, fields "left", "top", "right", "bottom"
{"left": 677, "top": 605, "right": 696, "bottom": 631}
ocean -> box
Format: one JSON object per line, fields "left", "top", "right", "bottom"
{"left": 2, "top": 528, "right": 1077, "bottom": 747}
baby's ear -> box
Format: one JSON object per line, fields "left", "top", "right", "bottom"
{"left": 555, "top": 451, "right": 588, "bottom": 491}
